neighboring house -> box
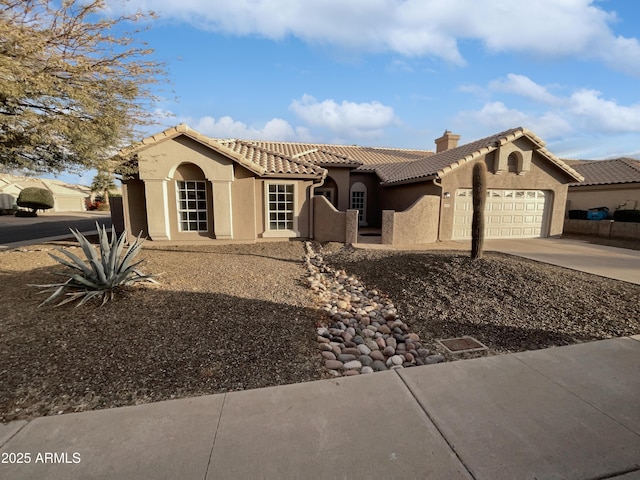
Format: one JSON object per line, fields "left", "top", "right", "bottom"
{"left": 565, "top": 158, "right": 640, "bottom": 213}
{"left": 0, "top": 175, "right": 89, "bottom": 213}
{"left": 119, "top": 124, "right": 583, "bottom": 244}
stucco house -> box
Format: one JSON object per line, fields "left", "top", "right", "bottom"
{"left": 565, "top": 158, "right": 640, "bottom": 214}
{"left": 0, "top": 174, "right": 89, "bottom": 213}
{"left": 119, "top": 124, "right": 582, "bottom": 244}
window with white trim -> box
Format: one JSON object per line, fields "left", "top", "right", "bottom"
{"left": 350, "top": 182, "right": 367, "bottom": 226}
{"left": 177, "top": 180, "right": 207, "bottom": 232}
{"left": 267, "top": 183, "right": 295, "bottom": 231}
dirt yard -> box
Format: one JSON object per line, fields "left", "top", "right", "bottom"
{"left": 1, "top": 239, "right": 638, "bottom": 423}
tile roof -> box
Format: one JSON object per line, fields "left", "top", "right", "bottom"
{"left": 123, "top": 124, "right": 583, "bottom": 186}
{"left": 569, "top": 158, "right": 640, "bottom": 186}
{"left": 381, "top": 127, "right": 583, "bottom": 185}
{"left": 236, "top": 141, "right": 433, "bottom": 167}
{"left": 355, "top": 162, "right": 411, "bottom": 182}
{"left": 216, "top": 140, "right": 327, "bottom": 177}
{"left": 124, "top": 125, "right": 325, "bottom": 179}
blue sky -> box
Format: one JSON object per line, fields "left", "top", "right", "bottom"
{"left": 54, "top": 0, "right": 640, "bottom": 185}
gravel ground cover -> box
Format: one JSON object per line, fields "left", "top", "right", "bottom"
{"left": 0, "top": 241, "right": 324, "bottom": 423}
{"left": 2, "top": 239, "right": 639, "bottom": 423}
{"left": 323, "top": 245, "right": 640, "bottom": 355}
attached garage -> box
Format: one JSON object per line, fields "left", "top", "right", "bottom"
{"left": 380, "top": 128, "right": 583, "bottom": 243}
{"left": 452, "top": 189, "right": 549, "bottom": 239}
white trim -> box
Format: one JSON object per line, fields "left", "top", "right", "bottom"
{"left": 176, "top": 180, "right": 208, "bottom": 232}
{"left": 263, "top": 180, "right": 299, "bottom": 238}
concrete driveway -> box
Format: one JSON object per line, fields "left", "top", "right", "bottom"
{"left": 485, "top": 237, "right": 640, "bottom": 285}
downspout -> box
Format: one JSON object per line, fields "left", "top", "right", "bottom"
{"left": 432, "top": 177, "right": 443, "bottom": 242}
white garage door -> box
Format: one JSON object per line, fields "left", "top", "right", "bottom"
{"left": 452, "top": 189, "right": 548, "bottom": 239}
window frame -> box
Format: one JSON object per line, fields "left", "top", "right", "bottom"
{"left": 263, "top": 181, "right": 299, "bottom": 238}
{"left": 176, "top": 180, "right": 208, "bottom": 233}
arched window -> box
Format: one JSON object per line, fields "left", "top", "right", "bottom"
{"left": 507, "top": 152, "right": 519, "bottom": 173}
{"left": 174, "top": 163, "right": 208, "bottom": 232}
{"left": 349, "top": 182, "right": 367, "bottom": 226}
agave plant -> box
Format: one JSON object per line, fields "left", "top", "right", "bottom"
{"left": 32, "top": 223, "right": 157, "bottom": 307}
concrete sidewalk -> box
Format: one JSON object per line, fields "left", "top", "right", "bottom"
{"left": 1, "top": 337, "right": 639, "bottom": 479}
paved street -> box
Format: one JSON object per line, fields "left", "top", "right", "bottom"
{"left": 0, "top": 212, "right": 111, "bottom": 247}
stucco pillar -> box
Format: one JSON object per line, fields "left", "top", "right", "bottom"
{"left": 346, "top": 209, "right": 358, "bottom": 244}
{"left": 381, "top": 210, "right": 395, "bottom": 244}
{"left": 144, "top": 179, "right": 171, "bottom": 241}
{"left": 212, "top": 180, "right": 233, "bottom": 239}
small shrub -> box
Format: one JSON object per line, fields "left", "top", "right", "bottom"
{"left": 31, "top": 223, "right": 157, "bottom": 307}
{"left": 17, "top": 187, "right": 55, "bottom": 213}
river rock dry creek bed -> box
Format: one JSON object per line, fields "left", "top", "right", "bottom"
{"left": 1, "top": 240, "right": 639, "bottom": 422}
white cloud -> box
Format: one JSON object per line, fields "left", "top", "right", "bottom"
{"left": 489, "top": 74, "right": 559, "bottom": 105}
{"left": 182, "top": 115, "right": 311, "bottom": 141}
{"left": 112, "top": 0, "right": 640, "bottom": 75}
{"left": 458, "top": 74, "right": 640, "bottom": 139}
{"left": 289, "top": 94, "right": 397, "bottom": 138}
{"left": 568, "top": 89, "right": 640, "bottom": 132}
{"left": 456, "top": 102, "right": 573, "bottom": 139}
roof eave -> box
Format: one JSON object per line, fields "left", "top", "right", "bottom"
{"left": 262, "top": 172, "right": 326, "bottom": 180}
{"left": 535, "top": 146, "right": 584, "bottom": 183}
{"left": 569, "top": 180, "right": 640, "bottom": 187}
{"left": 381, "top": 174, "right": 438, "bottom": 187}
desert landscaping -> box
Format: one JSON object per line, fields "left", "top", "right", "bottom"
{"left": 1, "top": 240, "right": 639, "bottom": 423}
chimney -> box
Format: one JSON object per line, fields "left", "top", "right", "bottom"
{"left": 435, "top": 130, "right": 460, "bottom": 153}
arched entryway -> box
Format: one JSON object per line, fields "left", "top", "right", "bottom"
{"left": 350, "top": 182, "right": 367, "bottom": 226}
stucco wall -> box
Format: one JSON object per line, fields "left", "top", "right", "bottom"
{"left": 122, "top": 179, "right": 148, "bottom": 242}
{"left": 564, "top": 219, "right": 640, "bottom": 240}
{"left": 325, "top": 168, "right": 351, "bottom": 211}
{"left": 567, "top": 184, "right": 640, "bottom": 213}
{"left": 231, "top": 166, "right": 257, "bottom": 240}
{"left": 138, "top": 136, "right": 234, "bottom": 182}
{"left": 382, "top": 182, "right": 441, "bottom": 212}
{"left": 381, "top": 195, "right": 440, "bottom": 244}
{"left": 313, "top": 195, "right": 347, "bottom": 242}
{"left": 438, "top": 150, "right": 571, "bottom": 240}
{"left": 109, "top": 196, "right": 125, "bottom": 235}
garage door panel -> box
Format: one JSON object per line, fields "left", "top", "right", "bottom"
{"left": 453, "top": 189, "right": 548, "bottom": 240}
